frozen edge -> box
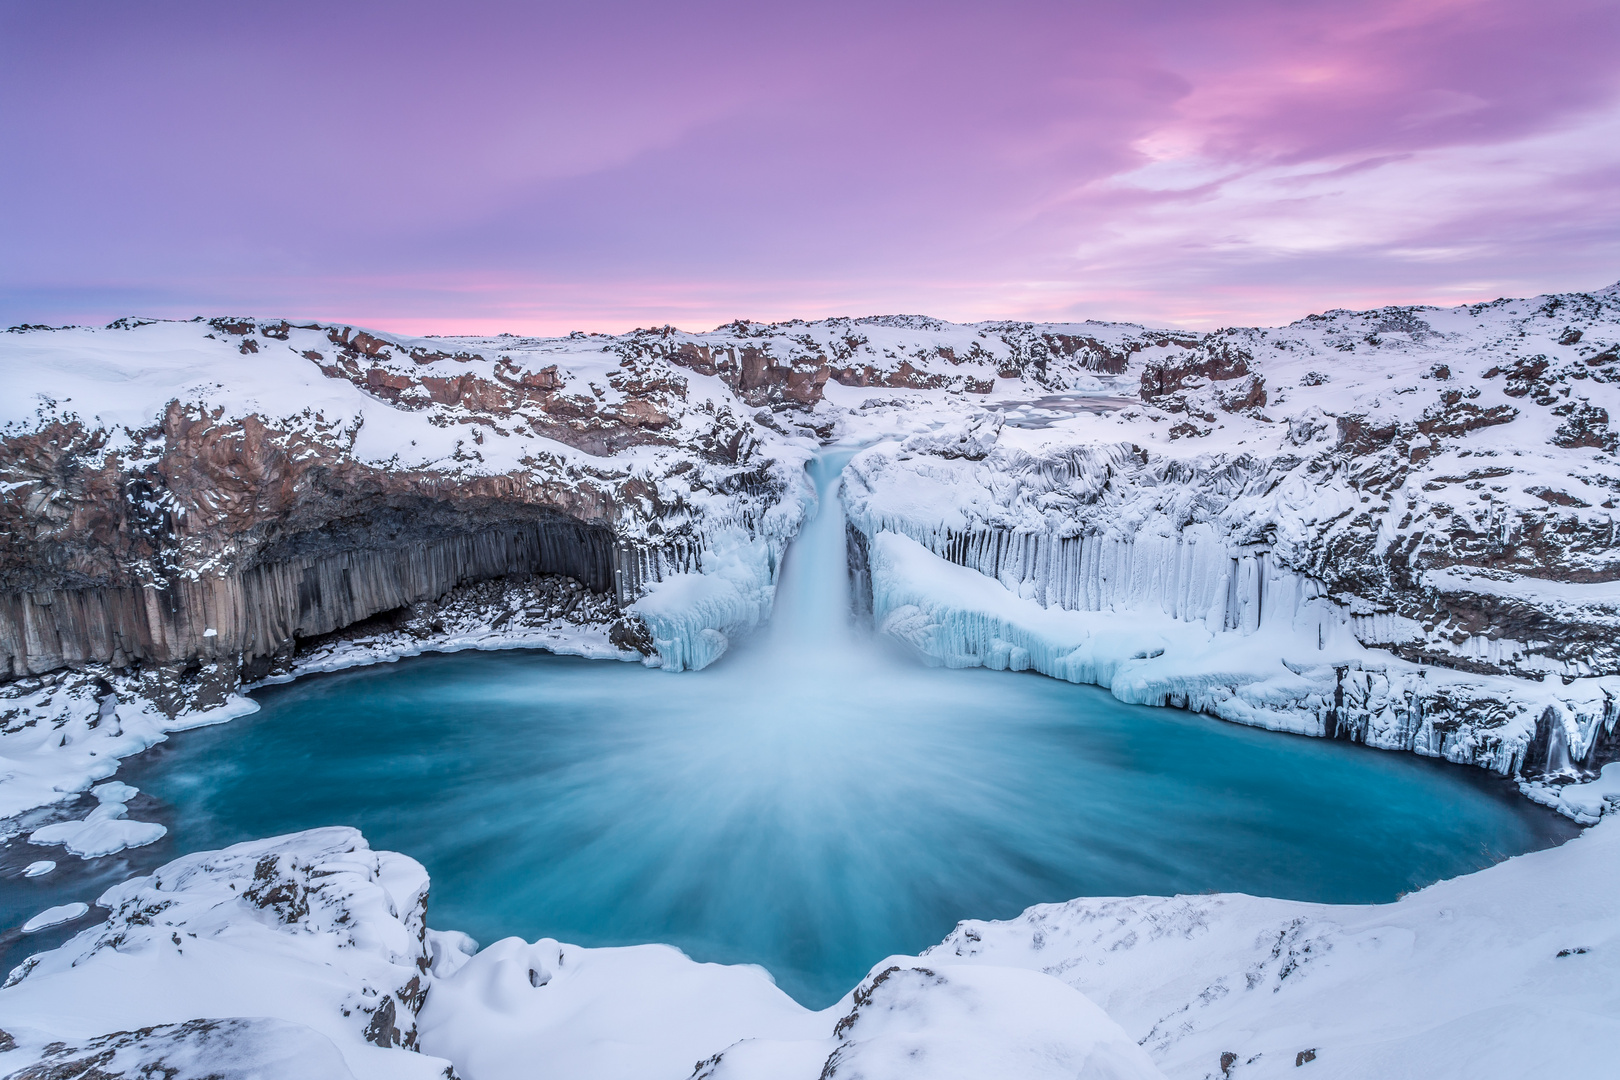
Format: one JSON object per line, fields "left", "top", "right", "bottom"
{"left": 865, "top": 529, "right": 1617, "bottom": 826}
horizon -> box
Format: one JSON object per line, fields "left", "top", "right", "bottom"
{"left": 12, "top": 275, "right": 1620, "bottom": 343}
{"left": 4, "top": 1, "right": 1619, "bottom": 335}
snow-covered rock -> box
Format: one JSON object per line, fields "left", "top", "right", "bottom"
{"left": 1, "top": 1017, "right": 362, "bottom": 1080}
{"left": 926, "top": 815, "right": 1620, "bottom": 1080}
{"left": 6, "top": 821, "right": 1613, "bottom": 1080}
{"left": 417, "top": 936, "right": 821, "bottom": 1080}
{"left": 696, "top": 961, "right": 1167, "bottom": 1080}
{"left": 0, "top": 827, "right": 453, "bottom": 1080}
{"left": 861, "top": 528, "right": 1620, "bottom": 805}
{"left": 839, "top": 285, "right": 1620, "bottom": 793}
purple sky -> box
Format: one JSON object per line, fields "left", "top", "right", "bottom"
{"left": 4, "top": 0, "right": 1619, "bottom": 333}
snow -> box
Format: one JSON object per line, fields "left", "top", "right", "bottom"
{"left": 4, "top": 821, "right": 1614, "bottom": 1078}
{"left": 417, "top": 936, "right": 823, "bottom": 1080}
{"left": 12, "top": 1018, "right": 362, "bottom": 1080}
{"left": 0, "top": 827, "right": 453, "bottom": 1080}
{"left": 22, "top": 859, "right": 55, "bottom": 877}
{"left": 1425, "top": 567, "right": 1620, "bottom": 606}
{"left": 20, "top": 901, "right": 88, "bottom": 933}
{"left": 927, "top": 815, "right": 1620, "bottom": 1080}
{"left": 27, "top": 779, "right": 167, "bottom": 858}
{"left": 693, "top": 961, "right": 1168, "bottom": 1080}
{"left": 1547, "top": 761, "right": 1620, "bottom": 823}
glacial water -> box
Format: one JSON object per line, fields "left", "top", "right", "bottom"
{"left": 1, "top": 452, "right": 1578, "bottom": 1006}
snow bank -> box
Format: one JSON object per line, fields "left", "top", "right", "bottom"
{"left": 1537, "top": 761, "right": 1620, "bottom": 823}
{"left": 9, "top": 1017, "right": 362, "bottom": 1080}
{"left": 698, "top": 961, "right": 1166, "bottom": 1080}
{"left": 927, "top": 815, "right": 1620, "bottom": 1080}
{"left": 0, "top": 827, "right": 453, "bottom": 1080}
{"left": 9, "top": 820, "right": 1613, "bottom": 1079}
{"left": 20, "top": 901, "right": 88, "bottom": 933}
{"left": 418, "top": 936, "right": 821, "bottom": 1080}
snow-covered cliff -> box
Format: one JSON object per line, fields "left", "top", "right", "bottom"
{"left": 839, "top": 286, "right": 1620, "bottom": 792}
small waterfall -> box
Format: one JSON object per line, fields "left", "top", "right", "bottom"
{"left": 1547, "top": 717, "right": 1575, "bottom": 776}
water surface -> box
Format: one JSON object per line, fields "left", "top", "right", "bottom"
{"left": 80, "top": 648, "right": 1572, "bottom": 1007}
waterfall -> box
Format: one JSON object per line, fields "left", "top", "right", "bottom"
{"left": 762, "top": 449, "right": 862, "bottom": 657}
{"left": 1548, "top": 718, "right": 1575, "bottom": 776}
{"left": 632, "top": 447, "right": 872, "bottom": 672}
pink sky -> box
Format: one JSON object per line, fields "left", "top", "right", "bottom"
{"left": 3, "top": 0, "right": 1618, "bottom": 334}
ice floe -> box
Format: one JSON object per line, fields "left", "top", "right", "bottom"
{"left": 27, "top": 780, "right": 167, "bottom": 858}
{"left": 20, "top": 901, "right": 88, "bottom": 933}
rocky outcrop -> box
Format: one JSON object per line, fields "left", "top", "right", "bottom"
{"left": 1, "top": 518, "right": 616, "bottom": 678}
{"left": 840, "top": 286, "right": 1620, "bottom": 785}
{"left": 622, "top": 317, "right": 1197, "bottom": 407}
{"left": 0, "top": 828, "right": 459, "bottom": 1079}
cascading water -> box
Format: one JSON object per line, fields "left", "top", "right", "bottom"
{"left": 755, "top": 448, "right": 863, "bottom": 658}
{"left": 1547, "top": 718, "right": 1576, "bottom": 776}
{"left": 24, "top": 449, "right": 1575, "bottom": 1006}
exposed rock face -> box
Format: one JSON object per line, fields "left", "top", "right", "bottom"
{"left": 622, "top": 316, "right": 1196, "bottom": 405}
{"left": 2, "top": 518, "right": 615, "bottom": 678}
{"left": 0, "top": 313, "right": 1183, "bottom": 687}
{"left": 0, "top": 318, "right": 810, "bottom": 684}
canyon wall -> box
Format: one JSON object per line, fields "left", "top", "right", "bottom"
{"left": 0, "top": 516, "right": 616, "bottom": 676}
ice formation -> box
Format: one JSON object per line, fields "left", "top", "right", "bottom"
{"left": 19, "top": 901, "right": 87, "bottom": 934}
{"left": 27, "top": 780, "right": 167, "bottom": 858}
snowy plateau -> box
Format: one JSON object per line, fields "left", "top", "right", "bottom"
{"left": 2, "top": 287, "right": 1620, "bottom": 1077}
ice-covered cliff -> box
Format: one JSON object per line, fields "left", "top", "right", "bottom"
{"left": 839, "top": 285, "right": 1620, "bottom": 793}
